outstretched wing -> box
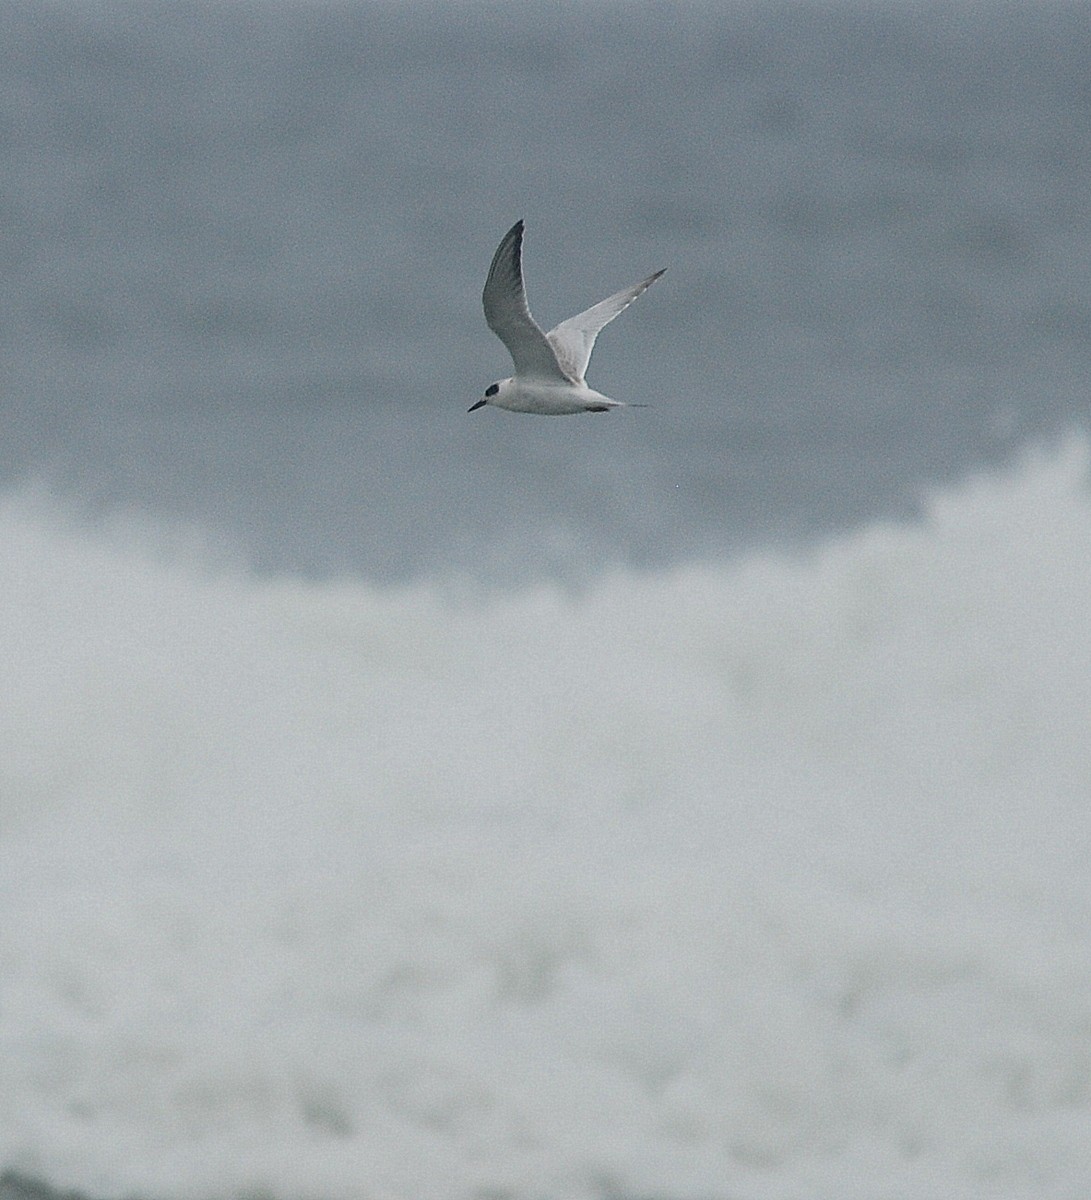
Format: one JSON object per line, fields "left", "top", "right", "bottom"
{"left": 482, "top": 220, "right": 571, "bottom": 382}
{"left": 547, "top": 268, "right": 666, "bottom": 383}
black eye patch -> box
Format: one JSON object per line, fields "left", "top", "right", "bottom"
{"left": 485, "top": 384, "right": 499, "bottom": 397}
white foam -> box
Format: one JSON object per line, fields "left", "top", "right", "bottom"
{"left": 2, "top": 437, "right": 1090, "bottom": 1200}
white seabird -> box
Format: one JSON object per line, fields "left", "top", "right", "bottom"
{"left": 471, "top": 219, "right": 665, "bottom": 415}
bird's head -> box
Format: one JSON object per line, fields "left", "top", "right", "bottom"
{"left": 468, "top": 380, "right": 504, "bottom": 413}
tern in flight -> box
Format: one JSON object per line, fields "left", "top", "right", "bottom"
{"left": 471, "top": 219, "right": 665, "bottom": 415}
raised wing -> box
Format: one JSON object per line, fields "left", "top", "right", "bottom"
{"left": 547, "top": 268, "right": 666, "bottom": 383}
{"left": 482, "top": 220, "right": 571, "bottom": 382}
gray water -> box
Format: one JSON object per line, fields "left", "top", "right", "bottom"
{"left": 4, "top": 8, "right": 1091, "bottom": 1199}
{"left": 3, "top": 0, "right": 1089, "bottom": 581}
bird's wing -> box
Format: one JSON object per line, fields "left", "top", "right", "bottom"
{"left": 547, "top": 268, "right": 666, "bottom": 382}
{"left": 482, "top": 220, "right": 571, "bottom": 382}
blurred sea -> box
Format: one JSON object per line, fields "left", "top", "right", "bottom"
{"left": 2, "top": 3, "right": 1091, "bottom": 1200}
{"left": 2, "top": 0, "right": 1088, "bottom": 579}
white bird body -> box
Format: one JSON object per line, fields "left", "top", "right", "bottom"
{"left": 482, "top": 377, "right": 620, "bottom": 416}
{"left": 472, "top": 220, "right": 665, "bottom": 416}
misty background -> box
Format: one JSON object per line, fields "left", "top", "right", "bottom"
{"left": 2, "top": 5, "right": 1091, "bottom": 1200}
{"left": 2, "top": 0, "right": 1088, "bottom": 580}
